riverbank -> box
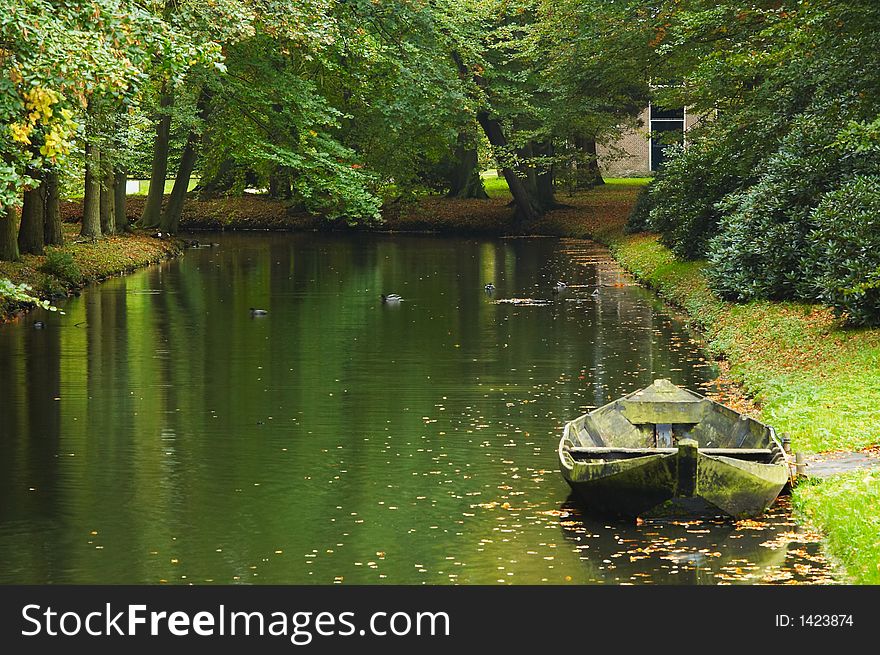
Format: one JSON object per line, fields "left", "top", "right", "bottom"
{"left": 55, "top": 187, "right": 640, "bottom": 235}
{"left": 0, "top": 223, "right": 182, "bottom": 322}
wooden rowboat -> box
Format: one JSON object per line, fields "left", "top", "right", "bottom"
{"left": 558, "top": 379, "right": 789, "bottom": 518}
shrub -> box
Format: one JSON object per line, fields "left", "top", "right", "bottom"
{"left": 647, "top": 134, "right": 750, "bottom": 260}
{"left": 806, "top": 176, "right": 880, "bottom": 326}
{"left": 0, "top": 278, "right": 60, "bottom": 312}
{"left": 707, "top": 111, "right": 880, "bottom": 302}
{"left": 624, "top": 183, "right": 653, "bottom": 234}
{"left": 39, "top": 248, "right": 83, "bottom": 284}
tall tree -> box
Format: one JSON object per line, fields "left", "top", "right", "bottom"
{"left": 43, "top": 171, "right": 63, "bottom": 246}
{"left": 81, "top": 139, "right": 102, "bottom": 239}
{"left": 18, "top": 181, "right": 46, "bottom": 255}
{"left": 139, "top": 90, "right": 174, "bottom": 229}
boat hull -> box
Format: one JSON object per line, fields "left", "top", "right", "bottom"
{"left": 559, "top": 441, "right": 789, "bottom": 519}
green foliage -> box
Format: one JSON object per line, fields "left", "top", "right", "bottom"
{"left": 807, "top": 176, "right": 880, "bottom": 326}
{"left": 624, "top": 184, "right": 653, "bottom": 234}
{"left": 0, "top": 278, "right": 59, "bottom": 312}
{"left": 646, "top": 135, "right": 746, "bottom": 258}
{"left": 707, "top": 110, "right": 880, "bottom": 303}
{"left": 39, "top": 248, "right": 83, "bottom": 284}
{"left": 0, "top": 0, "right": 211, "bottom": 206}
{"left": 644, "top": 0, "right": 880, "bottom": 312}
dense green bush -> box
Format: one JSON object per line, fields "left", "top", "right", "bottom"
{"left": 646, "top": 134, "right": 751, "bottom": 260}
{"left": 39, "top": 248, "right": 83, "bottom": 284}
{"left": 624, "top": 183, "right": 653, "bottom": 233}
{"left": 707, "top": 111, "right": 880, "bottom": 302}
{"left": 806, "top": 176, "right": 880, "bottom": 326}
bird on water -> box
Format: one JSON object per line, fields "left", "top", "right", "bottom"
{"left": 250, "top": 307, "right": 268, "bottom": 316}
{"left": 381, "top": 294, "right": 403, "bottom": 303}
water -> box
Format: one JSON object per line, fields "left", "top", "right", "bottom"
{"left": 0, "top": 234, "right": 832, "bottom": 584}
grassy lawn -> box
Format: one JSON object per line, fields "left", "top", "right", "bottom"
{"left": 129, "top": 178, "right": 200, "bottom": 195}
{"left": 794, "top": 470, "right": 880, "bottom": 584}
{"left": 482, "top": 174, "right": 511, "bottom": 199}
{"left": 480, "top": 173, "right": 650, "bottom": 199}
{"left": 604, "top": 177, "right": 652, "bottom": 186}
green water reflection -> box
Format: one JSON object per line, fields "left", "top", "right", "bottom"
{"left": 0, "top": 234, "right": 832, "bottom": 584}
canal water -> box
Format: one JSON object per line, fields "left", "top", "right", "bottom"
{"left": 0, "top": 234, "right": 833, "bottom": 584}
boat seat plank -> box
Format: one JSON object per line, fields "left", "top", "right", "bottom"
{"left": 568, "top": 446, "right": 773, "bottom": 457}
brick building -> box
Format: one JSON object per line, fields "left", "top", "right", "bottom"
{"left": 597, "top": 104, "right": 702, "bottom": 177}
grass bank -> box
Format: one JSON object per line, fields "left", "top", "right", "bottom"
{"left": 0, "top": 223, "right": 182, "bottom": 322}
{"left": 793, "top": 471, "right": 880, "bottom": 584}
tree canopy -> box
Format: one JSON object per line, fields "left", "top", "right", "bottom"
{"left": 3, "top": 0, "right": 879, "bottom": 325}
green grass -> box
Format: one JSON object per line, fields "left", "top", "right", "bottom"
{"left": 63, "top": 178, "right": 200, "bottom": 201}
{"left": 793, "top": 470, "right": 880, "bottom": 584}
{"left": 481, "top": 175, "right": 512, "bottom": 199}
{"left": 130, "top": 178, "right": 200, "bottom": 195}
{"left": 478, "top": 174, "right": 650, "bottom": 200}
{"left": 604, "top": 177, "right": 652, "bottom": 186}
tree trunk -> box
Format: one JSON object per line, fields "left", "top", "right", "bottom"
{"left": 18, "top": 181, "right": 46, "bottom": 255}
{"left": 44, "top": 171, "right": 63, "bottom": 246}
{"left": 574, "top": 136, "right": 605, "bottom": 188}
{"left": 0, "top": 205, "right": 20, "bottom": 261}
{"left": 100, "top": 165, "right": 116, "bottom": 235}
{"left": 533, "top": 140, "right": 557, "bottom": 208}
{"left": 446, "top": 136, "right": 488, "bottom": 199}
{"left": 268, "top": 167, "right": 292, "bottom": 200}
{"left": 114, "top": 168, "right": 129, "bottom": 232}
{"left": 139, "top": 91, "right": 173, "bottom": 228}
{"left": 518, "top": 141, "right": 539, "bottom": 200}
{"left": 476, "top": 111, "right": 543, "bottom": 224}
{"left": 159, "top": 136, "right": 198, "bottom": 234}
{"left": 81, "top": 141, "right": 102, "bottom": 238}
{"left": 160, "top": 89, "right": 210, "bottom": 234}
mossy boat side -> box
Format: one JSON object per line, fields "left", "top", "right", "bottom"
{"left": 558, "top": 379, "right": 789, "bottom": 518}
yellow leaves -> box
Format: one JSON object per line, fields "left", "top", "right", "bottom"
{"left": 11, "top": 85, "right": 77, "bottom": 162}
{"left": 40, "top": 124, "right": 72, "bottom": 159}
{"left": 24, "top": 86, "right": 61, "bottom": 122}
{"left": 9, "top": 122, "right": 32, "bottom": 145}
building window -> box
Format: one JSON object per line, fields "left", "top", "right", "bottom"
{"left": 649, "top": 104, "right": 684, "bottom": 171}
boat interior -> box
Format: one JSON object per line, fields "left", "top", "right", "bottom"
{"left": 566, "top": 381, "right": 785, "bottom": 464}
